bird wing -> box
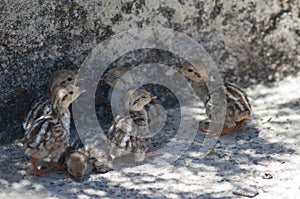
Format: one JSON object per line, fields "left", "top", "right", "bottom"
{"left": 23, "top": 97, "right": 50, "bottom": 130}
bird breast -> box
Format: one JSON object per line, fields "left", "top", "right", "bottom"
{"left": 23, "top": 114, "right": 70, "bottom": 161}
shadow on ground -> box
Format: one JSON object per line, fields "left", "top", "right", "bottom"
{"left": 0, "top": 73, "right": 299, "bottom": 198}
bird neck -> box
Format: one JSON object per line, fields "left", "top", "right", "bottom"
{"left": 50, "top": 103, "right": 71, "bottom": 126}
{"left": 130, "top": 109, "right": 148, "bottom": 126}
{"left": 192, "top": 81, "right": 209, "bottom": 101}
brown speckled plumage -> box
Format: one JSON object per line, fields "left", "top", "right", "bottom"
{"left": 87, "top": 146, "right": 113, "bottom": 173}
{"left": 178, "top": 61, "right": 252, "bottom": 135}
{"left": 58, "top": 139, "right": 87, "bottom": 182}
{"left": 102, "top": 67, "right": 135, "bottom": 88}
{"left": 102, "top": 67, "right": 166, "bottom": 131}
{"left": 107, "top": 89, "right": 160, "bottom": 163}
{"left": 23, "top": 84, "right": 85, "bottom": 176}
{"left": 23, "top": 70, "right": 76, "bottom": 130}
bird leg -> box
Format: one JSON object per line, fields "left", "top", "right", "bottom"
{"left": 50, "top": 162, "right": 66, "bottom": 171}
{"left": 202, "top": 119, "right": 249, "bottom": 137}
{"left": 135, "top": 148, "right": 162, "bottom": 164}
{"left": 202, "top": 125, "right": 236, "bottom": 137}
{"left": 30, "top": 157, "right": 47, "bottom": 177}
{"left": 237, "top": 119, "right": 247, "bottom": 126}
{"left": 144, "top": 148, "right": 162, "bottom": 160}
{"left": 38, "top": 162, "right": 66, "bottom": 174}
{"left": 220, "top": 127, "right": 236, "bottom": 135}
{"left": 204, "top": 148, "right": 217, "bottom": 160}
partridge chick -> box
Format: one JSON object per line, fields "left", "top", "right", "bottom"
{"left": 87, "top": 146, "right": 113, "bottom": 173}
{"left": 23, "top": 84, "right": 85, "bottom": 177}
{"left": 58, "top": 139, "right": 87, "bottom": 182}
{"left": 23, "top": 69, "right": 76, "bottom": 130}
{"left": 102, "top": 67, "right": 166, "bottom": 132}
{"left": 177, "top": 61, "right": 252, "bottom": 136}
{"left": 107, "top": 89, "right": 161, "bottom": 163}
{"left": 48, "top": 69, "right": 77, "bottom": 94}
{"left": 59, "top": 139, "right": 113, "bottom": 182}
{"left": 101, "top": 66, "right": 135, "bottom": 104}
{"left": 101, "top": 67, "right": 135, "bottom": 88}
{"left": 65, "top": 151, "right": 87, "bottom": 182}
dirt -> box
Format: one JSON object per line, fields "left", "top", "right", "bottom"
{"left": 0, "top": 72, "right": 299, "bottom": 198}
{"left": 1, "top": 0, "right": 299, "bottom": 142}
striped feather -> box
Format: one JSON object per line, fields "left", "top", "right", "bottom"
{"left": 23, "top": 114, "right": 69, "bottom": 162}
{"left": 108, "top": 113, "right": 151, "bottom": 161}
{"left": 225, "top": 82, "right": 251, "bottom": 113}
{"left": 23, "top": 97, "right": 51, "bottom": 130}
{"left": 205, "top": 81, "right": 252, "bottom": 128}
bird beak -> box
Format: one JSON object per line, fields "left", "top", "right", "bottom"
{"left": 79, "top": 89, "right": 87, "bottom": 95}
{"left": 78, "top": 178, "right": 84, "bottom": 183}
{"left": 73, "top": 176, "right": 84, "bottom": 183}
{"left": 150, "top": 96, "right": 157, "bottom": 101}
{"left": 175, "top": 66, "right": 181, "bottom": 71}
{"left": 100, "top": 77, "right": 107, "bottom": 82}
{"left": 75, "top": 78, "right": 84, "bottom": 84}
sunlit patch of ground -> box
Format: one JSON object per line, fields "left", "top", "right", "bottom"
{"left": 0, "top": 73, "right": 299, "bottom": 198}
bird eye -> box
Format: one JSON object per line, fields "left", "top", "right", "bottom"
{"left": 141, "top": 96, "right": 147, "bottom": 99}
{"left": 187, "top": 69, "right": 193, "bottom": 73}
{"left": 67, "top": 77, "right": 73, "bottom": 81}
{"left": 69, "top": 91, "right": 74, "bottom": 95}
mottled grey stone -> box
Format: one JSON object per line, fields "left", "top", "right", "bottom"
{"left": 1, "top": 0, "right": 299, "bottom": 142}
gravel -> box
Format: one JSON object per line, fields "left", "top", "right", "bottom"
{"left": 0, "top": 72, "right": 299, "bottom": 198}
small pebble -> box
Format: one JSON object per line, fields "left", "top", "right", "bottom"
{"left": 232, "top": 185, "right": 259, "bottom": 198}
{"left": 73, "top": 12, "right": 79, "bottom": 18}
{"left": 262, "top": 173, "right": 273, "bottom": 179}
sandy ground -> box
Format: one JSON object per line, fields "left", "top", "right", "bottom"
{"left": 0, "top": 73, "right": 299, "bottom": 199}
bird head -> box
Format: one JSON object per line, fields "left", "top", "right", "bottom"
{"left": 176, "top": 61, "right": 208, "bottom": 83}
{"left": 66, "top": 151, "right": 87, "bottom": 183}
{"left": 128, "top": 89, "right": 155, "bottom": 112}
{"left": 48, "top": 69, "right": 77, "bottom": 94}
{"left": 51, "top": 84, "right": 86, "bottom": 110}
{"left": 101, "top": 67, "right": 135, "bottom": 89}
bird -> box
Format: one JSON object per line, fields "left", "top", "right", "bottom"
{"left": 58, "top": 138, "right": 87, "bottom": 182}
{"left": 23, "top": 69, "right": 76, "bottom": 130}
{"left": 58, "top": 138, "right": 113, "bottom": 182}
{"left": 23, "top": 84, "right": 85, "bottom": 177}
{"left": 48, "top": 69, "right": 77, "bottom": 94}
{"left": 177, "top": 61, "right": 252, "bottom": 136}
{"left": 144, "top": 97, "right": 167, "bottom": 134}
{"left": 65, "top": 150, "right": 87, "bottom": 182}
{"left": 101, "top": 66, "right": 135, "bottom": 103}
{"left": 87, "top": 146, "right": 113, "bottom": 173}
{"left": 101, "top": 67, "right": 166, "bottom": 133}
{"left": 101, "top": 67, "right": 135, "bottom": 88}
{"left": 107, "top": 88, "right": 161, "bottom": 163}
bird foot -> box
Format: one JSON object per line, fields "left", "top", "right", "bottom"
{"left": 201, "top": 127, "right": 235, "bottom": 137}
{"left": 40, "top": 162, "right": 66, "bottom": 174}
{"left": 201, "top": 129, "right": 220, "bottom": 138}
{"left": 51, "top": 162, "right": 66, "bottom": 171}
{"left": 145, "top": 148, "right": 162, "bottom": 160}
{"left": 204, "top": 148, "right": 217, "bottom": 160}
{"left": 33, "top": 169, "right": 48, "bottom": 177}
{"left": 30, "top": 157, "right": 48, "bottom": 177}
{"left": 135, "top": 149, "right": 162, "bottom": 163}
